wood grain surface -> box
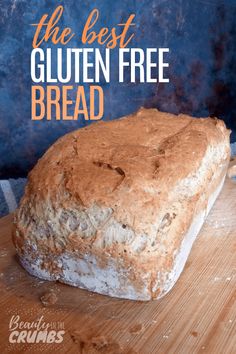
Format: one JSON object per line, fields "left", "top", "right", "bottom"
{"left": 0, "top": 163, "right": 235, "bottom": 353}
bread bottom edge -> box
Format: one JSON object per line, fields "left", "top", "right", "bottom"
{"left": 18, "top": 174, "right": 226, "bottom": 301}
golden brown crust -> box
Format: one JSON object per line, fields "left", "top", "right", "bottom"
{"left": 23, "top": 108, "right": 229, "bottom": 231}
{"left": 13, "top": 108, "right": 231, "bottom": 300}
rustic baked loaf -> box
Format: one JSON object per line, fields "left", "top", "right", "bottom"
{"left": 13, "top": 108, "right": 230, "bottom": 300}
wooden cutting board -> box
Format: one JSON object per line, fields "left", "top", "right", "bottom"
{"left": 0, "top": 163, "right": 235, "bottom": 354}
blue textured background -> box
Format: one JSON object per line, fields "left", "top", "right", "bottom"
{"left": 0, "top": 0, "right": 236, "bottom": 177}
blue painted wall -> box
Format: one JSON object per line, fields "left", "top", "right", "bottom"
{"left": 0, "top": 0, "right": 236, "bottom": 177}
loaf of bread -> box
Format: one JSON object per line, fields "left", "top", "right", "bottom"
{"left": 13, "top": 108, "right": 230, "bottom": 300}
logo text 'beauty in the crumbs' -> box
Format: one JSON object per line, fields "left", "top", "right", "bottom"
{"left": 9, "top": 315, "right": 65, "bottom": 344}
